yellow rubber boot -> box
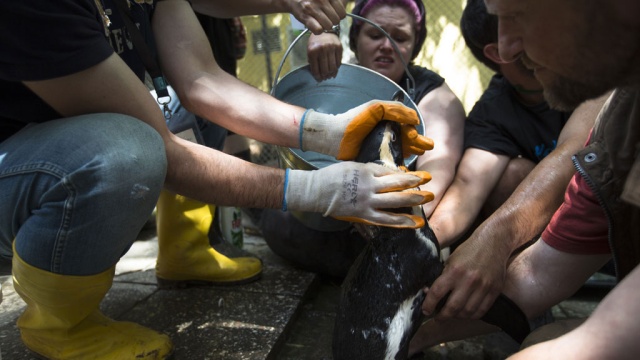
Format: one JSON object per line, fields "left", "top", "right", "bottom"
{"left": 11, "top": 244, "right": 173, "bottom": 360}
{"left": 155, "top": 190, "right": 262, "bottom": 288}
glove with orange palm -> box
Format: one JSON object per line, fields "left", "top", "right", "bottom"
{"left": 300, "top": 100, "right": 434, "bottom": 160}
{"left": 283, "top": 161, "right": 434, "bottom": 229}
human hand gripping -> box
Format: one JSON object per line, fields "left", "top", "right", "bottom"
{"left": 422, "top": 237, "right": 508, "bottom": 319}
{"left": 301, "top": 100, "right": 434, "bottom": 160}
{"left": 283, "top": 161, "right": 434, "bottom": 228}
{"left": 307, "top": 32, "right": 343, "bottom": 81}
{"left": 285, "top": 0, "right": 346, "bottom": 34}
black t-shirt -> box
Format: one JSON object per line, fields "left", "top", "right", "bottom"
{"left": 0, "top": 0, "right": 155, "bottom": 142}
{"left": 400, "top": 65, "right": 445, "bottom": 104}
{"left": 464, "top": 74, "right": 572, "bottom": 162}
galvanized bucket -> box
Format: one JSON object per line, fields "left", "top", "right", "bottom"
{"left": 271, "top": 14, "right": 425, "bottom": 231}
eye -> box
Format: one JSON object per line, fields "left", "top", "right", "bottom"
{"left": 391, "top": 132, "right": 397, "bottom": 142}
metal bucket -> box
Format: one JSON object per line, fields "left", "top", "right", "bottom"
{"left": 272, "top": 15, "right": 425, "bottom": 231}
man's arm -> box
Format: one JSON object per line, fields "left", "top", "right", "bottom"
{"left": 508, "top": 264, "right": 640, "bottom": 360}
{"left": 154, "top": 0, "right": 306, "bottom": 150}
{"left": 306, "top": 0, "right": 351, "bottom": 80}
{"left": 415, "top": 83, "right": 466, "bottom": 218}
{"left": 409, "top": 239, "right": 610, "bottom": 354}
{"left": 421, "top": 93, "right": 608, "bottom": 319}
{"left": 153, "top": 1, "right": 433, "bottom": 159}
{"left": 190, "top": 0, "right": 346, "bottom": 34}
{"left": 23, "top": 53, "right": 286, "bottom": 209}
{"left": 427, "top": 148, "right": 510, "bottom": 247}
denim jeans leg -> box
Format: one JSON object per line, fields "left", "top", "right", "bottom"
{"left": 0, "top": 113, "right": 167, "bottom": 275}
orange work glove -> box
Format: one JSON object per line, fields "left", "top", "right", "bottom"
{"left": 300, "top": 100, "right": 434, "bottom": 160}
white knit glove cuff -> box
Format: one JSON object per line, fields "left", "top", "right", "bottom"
{"left": 299, "top": 109, "right": 341, "bottom": 158}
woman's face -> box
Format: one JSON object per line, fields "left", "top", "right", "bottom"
{"left": 356, "top": 5, "right": 416, "bottom": 84}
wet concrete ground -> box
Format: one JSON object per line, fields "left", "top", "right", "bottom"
{"left": 0, "top": 218, "right": 613, "bottom": 359}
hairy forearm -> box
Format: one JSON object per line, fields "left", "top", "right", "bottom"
{"left": 468, "top": 94, "right": 607, "bottom": 256}
{"left": 190, "top": 0, "right": 347, "bottom": 34}
{"left": 153, "top": 0, "right": 304, "bottom": 148}
{"left": 163, "top": 137, "right": 285, "bottom": 208}
{"left": 190, "top": 0, "right": 290, "bottom": 18}
{"left": 474, "top": 146, "right": 575, "bottom": 253}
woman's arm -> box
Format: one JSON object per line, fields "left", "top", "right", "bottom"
{"left": 415, "top": 83, "right": 466, "bottom": 218}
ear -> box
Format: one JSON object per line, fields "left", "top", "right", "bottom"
{"left": 483, "top": 43, "right": 508, "bottom": 65}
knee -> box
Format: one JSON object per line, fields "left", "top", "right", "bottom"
{"left": 77, "top": 114, "right": 167, "bottom": 204}
{"left": 97, "top": 114, "right": 167, "bottom": 177}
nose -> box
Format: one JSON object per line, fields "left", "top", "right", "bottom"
{"left": 497, "top": 18, "right": 523, "bottom": 63}
{"left": 379, "top": 37, "right": 394, "bottom": 52}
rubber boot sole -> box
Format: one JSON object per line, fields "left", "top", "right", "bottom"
{"left": 156, "top": 271, "right": 263, "bottom": 289}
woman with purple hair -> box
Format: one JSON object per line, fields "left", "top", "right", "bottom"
{"left": 259, "top": 0, "right": 465, "bottom": 278}
{"left": 308, "top": 0, "right": 466, "bottom": 218}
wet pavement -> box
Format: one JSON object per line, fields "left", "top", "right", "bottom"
{"left": 0, "top": 218, "right": 613, "bottom": 360}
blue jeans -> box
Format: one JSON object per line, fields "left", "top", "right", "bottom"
{"left": 0, "top": 114, "right": 167, "bottom": 276}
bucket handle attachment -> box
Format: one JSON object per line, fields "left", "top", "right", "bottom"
{"left": 271, "top": 13, "right": 416, "bottom": 100}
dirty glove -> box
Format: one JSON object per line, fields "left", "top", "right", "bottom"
{"left": 282, "top": 162, "right": 434, "bottom": 229}
{"left": 300, "top": 100, "right": 435, "bottom": 160}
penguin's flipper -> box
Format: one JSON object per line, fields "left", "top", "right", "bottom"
{"left": 480, "top": 293, "right": 531, "bottom": 344}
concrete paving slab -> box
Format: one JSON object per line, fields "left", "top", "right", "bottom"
{"left": 0, "top": 232, "right": 318, "bottom": 360}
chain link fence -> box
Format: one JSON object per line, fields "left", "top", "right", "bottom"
{"left": 236, "top": 0, "right": 493, "bottom": 166}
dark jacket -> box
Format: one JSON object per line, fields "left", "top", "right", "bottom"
{"left": 573, "top": 86, "right": 640, "bottom": 280}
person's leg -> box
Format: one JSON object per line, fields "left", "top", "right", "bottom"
{"left": 154, "top": 93, "right": 262, "bottom": 287}
{"left": 1, "top": 113, "right": 166, "bottom": 274}
{"left": 260, "top": 209, "right": 366, "bottom": 278}
{"left": 0, "top": 114, "right": 172, "bottom": 359}
{"left": 155, "top": 190, "right": 263, "bottom": 287}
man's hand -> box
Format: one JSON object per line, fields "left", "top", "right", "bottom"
{"left": 422, "top": 236, "right": 509, "bottom": 319}
{"left": 283, "top": 162, "right": 434, "bottom": 228}
{"left": 301, "top": 100, "right": 434, "bottom": 160}
{"left": 307, "top": 32, "right": 343, "bottom": 81}
{"left": 285, "top": 0, "right": 346, "bottom": 34}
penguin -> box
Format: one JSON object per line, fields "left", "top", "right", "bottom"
{"left": 332, "top": 120, "right": 530, "bottom": 360}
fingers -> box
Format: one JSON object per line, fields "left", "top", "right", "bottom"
{"left": 295, "top": 0, "right": 345, "bottom": 34}
{"left": 422, "top": 264, "right": 498, "bottom": 320}
{"left": 402, "top": 128, "right": 434, "bottom": 157}
{"left": 374, "top": 170, "right": 433, "bottom": 192}
{"left": 422, "top": 275, "right": 454, "bottom": 316}
{"left": 315, "top": 46, "right": 341, "bottom": 80}
{"left": 371, "top": 101, "right": 421, "bottom": 125}
{"left": 334, "top": 211, "right": 425, "bottom": 229}
{"left": 307, "top": 33, "right": 343, "bottom": 81}
{"left": 336, "top": 101, "right": 421, "bottom": 161}
{"left": 376, "top": 212, "right": 426, "bottom": 229}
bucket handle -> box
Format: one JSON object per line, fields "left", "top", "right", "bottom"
{"left": 271, "top": 13, "right": 416, "bottom": 100}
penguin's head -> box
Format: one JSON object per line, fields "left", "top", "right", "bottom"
{"left": 355, "top": 120, "right": 403, "bottom": 167}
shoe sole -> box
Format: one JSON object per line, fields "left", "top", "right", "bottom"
{"left": 156, "top": 271, "right": 263, "bottom": 289}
